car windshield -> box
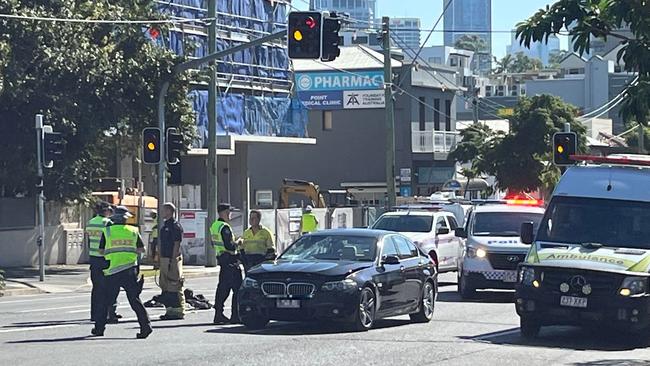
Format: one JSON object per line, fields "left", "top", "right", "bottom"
{"left": 537, "top": 196, "right": 650, "bottom": 249}
{"left": 372, "top": 215, "right": 433, "bottom": 233}
{"left": 280, "top": 235, "right": 378, "bottom": 262}
{"left": 472, "top": 212, "right": 543, "bottom": 237}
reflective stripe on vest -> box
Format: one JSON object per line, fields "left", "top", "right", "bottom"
{"left": 301, "top": 213, "right": 318, "bottom": 233}
{"left": 103, "top": 225, "right": 139, "bottom": 276}
{"left": 86, "top": 216, "right": 107, "bottom": 257}
{"left": 242, "top": 226, "right": 274, "bottom": 254}
{"left": 209, "top": 220, "right": 236, "bottom": 256}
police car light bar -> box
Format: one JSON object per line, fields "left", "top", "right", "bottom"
{"left": 506, "top": 199, "right": 543, "bottom": 206}
{"left": 570, "top": 154, "right": 650, "bottom": 167}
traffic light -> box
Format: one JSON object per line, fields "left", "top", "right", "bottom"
{"left": 321, "top": 14, "right": 341, "bottom": 62}
{"left": 42, "top": 132, "right": 65, "bottom": 168}
{"left": 166, "top": 127, "right": 182, "bottom": 165}
{"left": 553, "top": 132, "right": 577, "bottom": 166}
{"left": 288, "top": 11, "right": 322, "bottom": 59}
{"left": 142, "top": 127, "right": 161, "bottom": 164}
{"left": 167, "top": 162, "right": 182, "bottom": 185}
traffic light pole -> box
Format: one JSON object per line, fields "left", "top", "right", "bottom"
{"left": 156, "top": 29, "right": 285, "bottom": 265}
{"left": 35, "top": 114, "right": 45, "bottom": 282}
{"left": 206, "top": 0, "right": 217, "bottom": 267}
{"left": 382, "top": 17, "right": 396, "bottom": 208}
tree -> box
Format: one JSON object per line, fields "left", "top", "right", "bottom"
{"left": 511, "top": 52, "right": 543, "bottom": 73}
{"left": 516, "top": 0, "right": 650, "bottom": 124}
{"left": 450, "top": 95, "right": 587, "bottom": 195}
{"left": 548, "top": 49, "right": 568, "bottom": 69}
{"left": 0, "top": 1, "right": 196, "bottom": 202}
{"left": 454, "top": 35, "right": 488, "bottom": 53}
{"left": 493, "top": 54, "right": 515, "bottom": 74}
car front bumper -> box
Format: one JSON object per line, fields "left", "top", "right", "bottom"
{"left": 516, "top": 286, "right": 650, "bottom": 331}
{"left": 462, "top": 257, "right": 519, "bottom": 290}
{"left": 238, "top": 287, "right": 360, "bottom": 322}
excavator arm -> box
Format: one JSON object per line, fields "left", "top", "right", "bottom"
{"left": 279, "top": 179, "right": 327, "bottom": 209}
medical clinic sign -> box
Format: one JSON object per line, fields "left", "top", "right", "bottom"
{"left": 296, "top": 70, "right": 386, "bottom": 110}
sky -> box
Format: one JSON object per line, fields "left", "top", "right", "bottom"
{"left": 294, "top": 0, "right": 567, "bottom": 58}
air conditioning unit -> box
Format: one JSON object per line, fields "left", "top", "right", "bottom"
{"left": 486, "top": 85, "right": 493, "bottom": 91}
{"left": 497, "top": 85, "right": 505, "bottom": 91}
{"left": 511, "top": 90, "right": 518, "bottom": 96}
{"left": 520, "top": 88, "right": 527, "bottom": 95}
{"left": 497, "top": 91, "right": 504, "bottom": 96}
{"left": 511, "top": 84, "right": 518, "bottom": 90}
{"left": 485, "top": 91, "right": 492, "bottom": 97}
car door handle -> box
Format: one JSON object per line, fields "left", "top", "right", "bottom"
{"left": 418, "top": 262, "right": 424, "bottom": 267}
{"left": 400, "top": 266, "right": 405, "bottom": 272}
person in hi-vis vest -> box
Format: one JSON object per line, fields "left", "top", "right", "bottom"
{"left": 300, "top": 205, "right": 319, "bottom": 235}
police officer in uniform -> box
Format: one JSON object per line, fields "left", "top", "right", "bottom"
{"left": 86, "top": 202, "right": 120, "bottom": 323}
{"left": 149, "top": 210, "right": 159, "bottom": 270}
{"left": 92, "top": 206, "right": 152, "bottom": 339}
{"left": 210, "top": 203, "right": 242, "bottom": 325}
{"left": 241, "top": 210, "right": 276, "bottom": 273}
{"left": 158, "top": 202, "right": 185, "bottom": 320}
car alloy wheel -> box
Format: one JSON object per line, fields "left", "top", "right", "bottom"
{"left": 423, "top": 282, "right": 435, "bottom": 318}
{"left": 357, "top": 287, "right": 375, "bottom": 330}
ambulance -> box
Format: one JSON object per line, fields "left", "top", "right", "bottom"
{"left": 515, "top": 154, "right": 650, "bottom": 338}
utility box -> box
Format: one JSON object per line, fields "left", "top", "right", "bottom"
{"left": 64, "top": 228, "right": 85, "bottom": 264}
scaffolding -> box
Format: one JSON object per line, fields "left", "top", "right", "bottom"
{"left": 155, "top": 0, "right": 307, "bottom": 145}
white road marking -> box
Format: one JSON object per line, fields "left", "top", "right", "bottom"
{"left": 19, "top": 305, "right": 90, "bottom": 313}
{"left": 0, "top": 324, "right": 80, "bottom": 334}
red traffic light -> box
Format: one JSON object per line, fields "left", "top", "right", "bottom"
{"left": 305, "top": 16, "right": 317, "bottom": 29}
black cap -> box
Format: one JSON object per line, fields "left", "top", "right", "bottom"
{"left": 217, "top": 203, "right": 231, "bottom": 213}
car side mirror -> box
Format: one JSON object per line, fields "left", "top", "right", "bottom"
{"left": 454, "top": 228, "right": 467, "bottom": 238}
{"left": 437, "top": 227, "right": 450, "bottom": 235}
{"left": 381, "top": 255, "right": 400, "bottom": 265}
{"left": 520, "top": 222, "right": 534, "bottom": 244}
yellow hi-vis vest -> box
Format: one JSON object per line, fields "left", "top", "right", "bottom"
{"left": 242, "top": 226, "right": 275, "bottom": 255}
{"left": 210, "top": 221, "right": 236, "bottom": 256}
{"left": 86, "top": 216, "right": 108, "bottom": 257}
{"left": 103, "top": 224, "right": 140, "bottom": 276}
{"left": 301, "top": 213, "right": 318, "bottom": 233}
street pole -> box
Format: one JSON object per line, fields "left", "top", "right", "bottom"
{"left": 638, "top": 122, "right": 645, "bottom": 154}
{"left": 35, "top": 114, "right": 45, "bottom": 282}
{"left": 156, "top": 30, "right": 285, "bottom": 266}
{"left": 205, "top": 0, "right": 218, "bottom": 267}
{"left": 382, "top": 16, "right": 396, "bottom": 209}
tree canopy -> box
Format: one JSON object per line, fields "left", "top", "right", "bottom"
{"left": 516, "top": 0, "right": 650, "bottom": 124}
{"left": 0, "top": 1, "right": 196, "bottom": 202}
{"left": 454, "top": 35, "right": 489, "bottom": 53}
{"left": 493, "top": 52, "right": 543, "bottom": 74}
{"left": 451, "top": 95, "right": 587, "bottom": 194}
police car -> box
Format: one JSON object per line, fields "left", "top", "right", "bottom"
{"left": 516, "top": 155, "right": 650, "bottom": 338}
{"left": 456, "top": 199, "right": 545, "bottom": 299}
{"left": 371, "top": 208, "right": 463, "bottom": 273}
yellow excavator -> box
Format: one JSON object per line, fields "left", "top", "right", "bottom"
{"left": 279, "top": 179, "right": 327, "bottom": 209}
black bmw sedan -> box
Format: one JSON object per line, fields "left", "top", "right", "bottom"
{"left": 238, "top": 229, "right": 437, "bottom": 331}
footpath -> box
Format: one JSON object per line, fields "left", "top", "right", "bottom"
{"left": 0, "top": 264, "right": 219, "bottom": 297}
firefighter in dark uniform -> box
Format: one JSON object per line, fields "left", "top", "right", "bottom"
{"left": 210, "top": 203, "right": 243, "bottom": 325}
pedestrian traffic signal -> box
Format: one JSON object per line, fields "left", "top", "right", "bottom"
{"left": 288, "top": 11, "right": 322, "bottom": 59}
{"left": 321, "top": 14, "right": 341, "bottom": 62}
{"left": 142, "top": 127, "right": 161, "bottom": 164}
{"left": 553, "top": 132, "right": 577, "bottom": 166}
{"left": 42, "top": 132, "right": 66, "bottom": 168}
{"left": 166, "top": 127, "right": 183, "bottom": 165}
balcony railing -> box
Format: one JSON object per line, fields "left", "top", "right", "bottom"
{"left": 411, "top": 130, "right": 459, "bottom": 153}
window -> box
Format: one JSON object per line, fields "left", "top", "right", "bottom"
{"left": 255, "top": 190, "right": 273, "bottom": 207}
{"left": 538, "top": 197, "right": 650, "bottom": 249}
{"left": 393, "top": 236, "right": 418, "bottom": 259}
{"left": 333, "top": 0, "right": 340, "bottom": 7}
{"left": 472, "top": 212, "right": 543, "bottom": 237}
{"left": 280, "top": 235, "right": 378, "bottom": 262}
{"left": 372, "top": 215, "right": 433, "bottom": 233}
{"left": 352, "top": 36, "right": 368, "bottom": 44}
{"left": 436, "top": 217, "right": 449, "bottom": 231}
{"left": 450, "top": 57, "right": 458, "bottom": 67}
{"left": 381, "top": 238, "right": 399, "bottom": 258}
{"left": 447, "top": 215, "right": 459, "bottom": 230}
{"left": 322, "top": 111, "right": 333, "bottom": 130}
{"left": 418, "top": 97, "right": 426, "bottom": 131}
{"left": 445, "top": 100, "right": 451, "bottom": 131}
{"left": 433, "top": 99, "right": 441, "bottom": 131}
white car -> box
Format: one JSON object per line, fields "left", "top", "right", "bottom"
{"left": 371, "top": 210, "right": 463, "bottom": 272}
{"left": 456, "top": 202, "right": 545, "bottom": 298}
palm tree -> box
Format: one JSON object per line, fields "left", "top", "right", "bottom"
{"left": 454, "top": 35, "right": 488, "bottom": 52}
{"left": 493, "top": 54, "right": 515, "bottom": 74}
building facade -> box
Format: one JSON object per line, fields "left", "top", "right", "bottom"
{"left": 310, "top": 0, "right": 377, "bottom": 28}
{"left": 507, "top": 32, "right": 561, "bottom": 66}
{"left": 443, "top": 0, "right": 492, "bottom": 73}
{"left": 390, "top": 17, "right": 422, "bottom": 50}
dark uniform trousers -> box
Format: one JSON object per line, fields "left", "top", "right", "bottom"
{"left": 95, "top": 267, "right": 150, "bottom": 331}
{"left": 89, "top": 256, "right": 118, "bottom": 321}
{"left": 214, "top": 253, "right": 243, "bottom": 321}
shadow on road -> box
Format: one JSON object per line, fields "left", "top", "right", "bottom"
{"left": 436, "top": 289, "right": 514, "bottom": 304}
{"left": 5, "top": 335, "right": 128, "bottom": 344}
{"left": 205, "top": 318, "right": 413, "bottom": 336}
{"left": 570, "top": 360, "right": 650, "bottom": 366}
{"left": 461, "top": 325, "right": 650, "bottom": 352}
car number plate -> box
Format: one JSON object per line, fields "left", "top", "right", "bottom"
{"left": 276, "top": 299, "right": 301, "bottom": 309}
{"left": 560, "top": 296, "right": 588, "bottom": 308}
{"left": 503, "top": 271, "right": 518, "bottom": 283}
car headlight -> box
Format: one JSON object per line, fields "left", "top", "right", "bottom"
{"left": 519, "top": 266, "right": 536, "bottom": 286}
{"left": 242, "top": 277, "right": 259, "bottom": 289}
{"left": 620, "top": 277, "right": 647, "bottom": 296}
{"left": 466, "top": 246, "right": 487, "bottom": 259}
{"left": 321, "top": 278, "right": 357, "bottom": 291}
